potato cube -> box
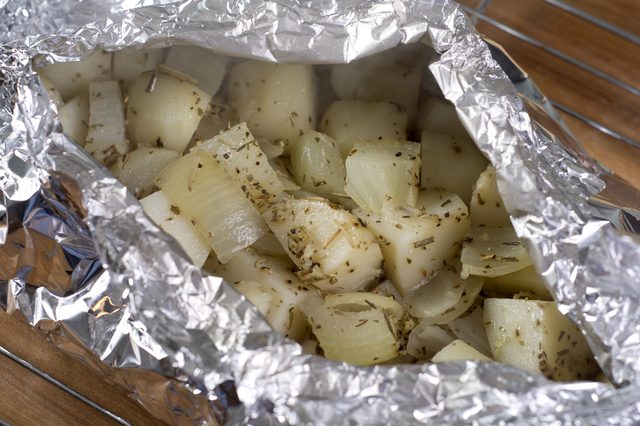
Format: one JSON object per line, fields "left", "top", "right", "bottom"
{"left": 484, "top": 298, "right": 598, "bottom": 381}
{"left": 228, "top": 61, "right": 316, "bottom": 146}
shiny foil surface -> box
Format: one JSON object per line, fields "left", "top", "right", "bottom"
{"left": 1, "top": 0, "right": 640, "bottom": 424}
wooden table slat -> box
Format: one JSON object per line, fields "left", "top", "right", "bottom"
{"left": 560, "top": 0, "right": 640, "bottom": 38}
{"left": 0, "top": 311, "right": 163, "bottom": 425}
{"left": 0, "top": 353, "right": 116, "bottom": 426}
{"left": 485, "top": 0, "right": 640, "bottom": 89}
{"left": 476, "top": 23, "right": 640, "bottom": 146}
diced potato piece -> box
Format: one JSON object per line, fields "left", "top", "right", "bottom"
{"left": 484, "top": 265, "right": 552, "bottom": 300}
{"left": 36, "top": 49, "right": 111, "bottom": 101}
{"left": 431, "top": 339, "right": 492, "bottom": 363}
{"left": 164, "top": 45, "right": 230, "bottom": 96}
{"left": 406, "top": 323, "right": 455, "bottom": 360}
{"left": 85, "top": 81, "right": 128, "bottom": 165}
{"left": 301, "top": 293, "right": 403, "bottom": 365}
{"left": 195, "top": 123, "right": 284, "bottom": 211}
{"left": 228, "top": 61, "right": 316, "bottom": 145}
{"left": 139, "top": 191, "right": 209, "bottom": 267}
{"left": 461, "top": 226, "right": 531, "bottom": 278}
{"left": 208, "top": 250, "right": 315, "bottom": 340}
{"left": 416, "top": 97, "right": 467, "bottom": 137}
{"left": 320, "top": 101, "right": 408, "bottom": 158}
{"left": 290, "top": 131, "right": 346, "bottom": 199}
{"left": 59, "top": 92, "right": 89, "bottom": 146}
{"left": 155, "top": 152, "right": 267, "bottom": 262}
{"left": 420, "top": 130, "right": 488, "bottom": 203}
{"left": 264, "top": 196, "right": 383, "bottom": 292}
{"left": 449, "top": 306, "right": 492, "bottom": 357}
{"left": 354, "top": 190, "right": 469, "bottom": 294}
{"left": 330, "top": 44, "right": 428, "bottom": 117}
{"left": 127, "top": 70, "right": 209, "bottom": 152}
{"left": 470, "top": 165, "right": 510, "bottom": 227}
{"left": 110, "top": 147, "right": 181, "bottom": 198}
{"left": 484, "top": 299, "right": 598, "bottom": 381}
{"left": 345, "top": 140, "right": 420, "bottom": 212}
{"left": 112, "top": 48, "right": 165, "bottom": 85}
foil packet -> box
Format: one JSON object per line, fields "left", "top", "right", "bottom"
{"left": 2, "top": 0, "right": 640, "bottom": 424}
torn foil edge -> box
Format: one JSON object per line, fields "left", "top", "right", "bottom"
{"left": 0, "top": 0, "right": 639, "bottom": 424}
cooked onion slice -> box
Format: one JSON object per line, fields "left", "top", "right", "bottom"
{"left": 301, "top": 293, "right": 403, "bottom": 365}
{"left": 461, "top": 226, "right": 532, "bottom": 278}
{"left": 155, "top": 152, "right": 267, "bottom": 262}
{"left": 139, "top": 191, "right": 210, "bottom": 267}
{"left": 345, "top": 139, "right": 420, "bottom": 212}
{"left": 110, "top": 148, "right": 180, "bottom": 198}
{"left": 195, "top": 123, "right": 284, "bottom": 211}
{"left": 290, "top": 130, "right": 346, "bottom": 200}
{"left": 85, "top": 81, "right": 128, "bottom": 165}
{"left": 418, "top": 275, "right": 484, "bottom": 325}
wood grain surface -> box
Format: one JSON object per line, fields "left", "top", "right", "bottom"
{"left": 464, "top": 0, "right": 640, "bottom": 187}
{"left": 1, "top": 1, "right": 638, "bottom": 424}
{"left": 0, "top": 311, "right": 163, "bottom": 425}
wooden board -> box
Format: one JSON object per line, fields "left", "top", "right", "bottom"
{"left": 0, "top": 311, "right": 163, "bottom": 425}
{"left": 1, "top": 1, "right": 638, "bottom": 424}
{"left": 472, "top": 0, "right": 640, "bottom": 188}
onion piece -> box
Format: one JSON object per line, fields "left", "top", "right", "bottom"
{"left": 85, "top": 81, "right": 128, "bottom": 165}
{"left": 419, "top": 275, "right": 484, "bottom": 325}
{"left": 461, "top": 226, "right": 532, "bottom": 278}
{"left": 301, "top": 293, "right": 403, "bottom": 365}
{"left": 195, "top": 123, "right": 285, "bottom": 211}
{"left": 405, "top": 265, "right": 466, "bottom": 318}
{"left": 155, "top": 152, "right": 267, "bottom": 262}
{"left": 290, "top": 130, "right": 346, "bottom": 199}
{"left": 345, "top": 139, "right": 420, "bottom": 212}
{"left": 139, "top": 191, "right": 210, "bottom": 267}
{"left": 110, "top": 147, "right": 181, "bottom": 198}
{"left": 209, "top": 250, "right": 315, "bottom": 340}
{"left": 470, "top": 165, "right": 511, "bottom": 227}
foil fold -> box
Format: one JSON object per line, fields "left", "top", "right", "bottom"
{"left": 1, "top": 0, "right": 640, "bottom": 424}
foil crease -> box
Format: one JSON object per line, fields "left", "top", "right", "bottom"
{"left": 1, "top": 0, "right": 640, "bottom": 424}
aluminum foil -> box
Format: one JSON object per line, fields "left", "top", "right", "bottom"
{"left": 2, "top": 0, "right": 640, "bottom": 424}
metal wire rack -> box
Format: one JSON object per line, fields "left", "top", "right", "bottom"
{"left": 460, "top": 0, "right": 640, "bottom": 150}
